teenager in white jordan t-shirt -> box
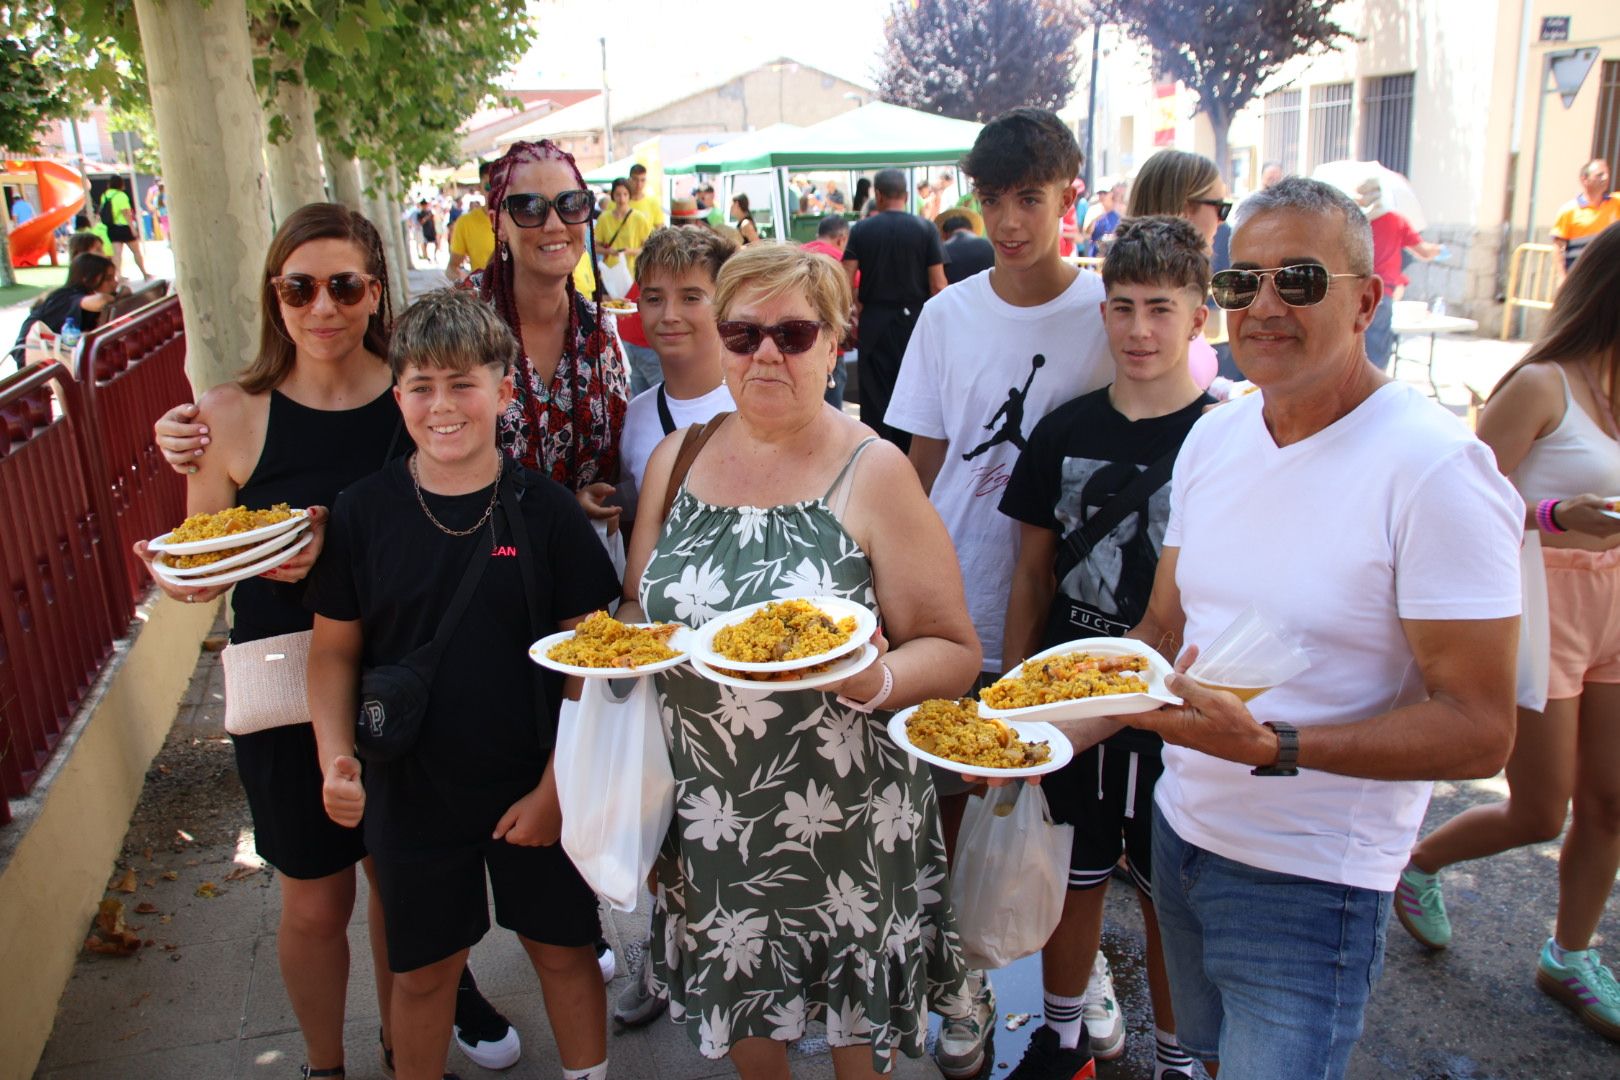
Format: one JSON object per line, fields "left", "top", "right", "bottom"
{"left": 888, "top": 110, "right": 1111, "bottom": 677}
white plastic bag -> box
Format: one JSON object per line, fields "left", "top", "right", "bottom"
{"left": 949, "top": 783, "right": 1073, "bottom": 970}
{"left": 1517, "top": 531, "right": 1550, "bottom": 712}
{"left": 554, "top": 677, "right": 675, "bottom": 912}
{"left": 597, "top": 257, "right": 634, "bottom": 299}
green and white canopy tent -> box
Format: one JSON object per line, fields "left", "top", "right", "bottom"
{"left": 665, "top": 103, "right": 983, "bottom": 240}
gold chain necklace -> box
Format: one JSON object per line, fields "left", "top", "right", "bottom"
{"left": 409, "top": 453, "right": 501, "bottom": 537}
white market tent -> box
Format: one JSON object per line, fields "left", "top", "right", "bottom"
{"left": 581, "top": 154, "right": 640, "bottom": 186}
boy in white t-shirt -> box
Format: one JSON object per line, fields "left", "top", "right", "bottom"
{"left": 1057, "top": 179, "right": 1523, "bottom": 1079}
{"left": 616, "top": 226, "right": 739, "bottom": 522}
{"left": 886, "top": 106, "right": 1112, "bottom": 1080}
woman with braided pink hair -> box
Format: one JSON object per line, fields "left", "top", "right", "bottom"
{"left": 472, "top": 140, "right": 631, "bottom": 529}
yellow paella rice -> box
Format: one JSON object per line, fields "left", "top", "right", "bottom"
{"left": 904, "top": 698, "right": 1051, "bottom": 769}
{"left": 711, "top": 599, "right": 858, "bottom": 663}
{"left": 160, "top": 503, "right": 297, "bottom": 569}
{"left": 979, "top": 651, "right": 1149, "bottom": 710}
{"left": 547, "top": 611, "right": 681, "bottom": 668}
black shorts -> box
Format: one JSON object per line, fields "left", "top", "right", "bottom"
{"left": 232, "top": 723, "right": 366, "bottom": 880}
{"left": 371, "top": 835, "right": 602, "bottom": 973}
{"left": 1042, "top": 742, "right": 1164, "bottom": 900}
{"left": 107, "top": 224, "right": 135, "bottom": 243}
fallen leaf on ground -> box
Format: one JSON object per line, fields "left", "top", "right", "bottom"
{"left": 160, "top": 871, "right": 178, "bottom": 881}
{"left": 109, "top": 868, "right": 138, "bottom": 893}
{"left": 223, "top": 865, "right": 261, "bottom": 883}
{"left": 134, "top": 902, "right": 159, "bottom": 914}
{"left": 159, "top": 915, "right": 172, "bottom": 924}
{"left": 183, "top": 858, "right": 199, "bottom": 867}
{"left": 194, "top": 882, "right": 219, "bottom": 898}
{"left": 85, "top": 900, "right": 143, "bottom": 955}
{"left": 142, "top": 847, "right": 154, "bottom": 861}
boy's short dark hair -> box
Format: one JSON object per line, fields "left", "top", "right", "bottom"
{"left": 68, "top": 230, "right": 103, "bottom": 259}
{"left": 816, "top": 214, "right": 849, "bottom": 239}
{"left": 873, "top": 169, "right": 907, "bottom": 198}
{"left": 636, "top": 225, "right": 738, "bottom": 287}
{"left": 389, "top": 289, "right": 518, "bottom": 379}
{"left": 961, "top": 107, "right": 1082, "bottom": 194}
{"left": 629, "top": 163, "right": 647, "bottom": 177}
{"left": 1101, "top": 216, "right": 1212, "bottom": 295}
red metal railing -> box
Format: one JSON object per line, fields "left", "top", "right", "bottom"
{"left": 0, "top": 297, "right": 190, "bottom": 822}
{"left": 78, "top": 296, "right": 189, "bottom": 603}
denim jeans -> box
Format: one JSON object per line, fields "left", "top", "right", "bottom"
{"left": 1365, "top": 295, "right": 1396, "bottom": 371}
{"left": 622, "top": 341, "right": 663, "bottom": 398}
{"left": 1151, "top": 808, "right": 1391, "bottom": 1079}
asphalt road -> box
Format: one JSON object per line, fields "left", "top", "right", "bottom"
{"left": 1004, "top": 773, "right": 1620, "bottom": 1079}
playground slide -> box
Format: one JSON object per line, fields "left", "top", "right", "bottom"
{"left": 6, "top": 160, "right": 86, "bottom": 268}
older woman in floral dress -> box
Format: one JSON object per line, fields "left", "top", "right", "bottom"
{"left": 616, "top": 244, "right": 989, "bottom": 1078}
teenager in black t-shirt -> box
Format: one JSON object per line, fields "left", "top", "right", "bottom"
{"left": 996, "top": 218, "right": 1214, "bottom": 1078}
{"left": 306, "top": 290, "right": 618, "bottom": 1080}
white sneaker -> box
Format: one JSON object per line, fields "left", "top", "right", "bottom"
{"left": 597, "top": 943, "right": 618, "bottom": 983}
{"left": 934, "top": 969, "right": 996, "bottom": 1079}
{"left": 1082, "top": 952, "right": 1125, "bottom": 1059}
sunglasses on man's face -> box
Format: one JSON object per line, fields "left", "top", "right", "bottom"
{"left": 716, "top": 319, "right": 824, "bottom": 355}
{"left": 502, "top": 190, "right": 594, "bottom": 228}
{"left": 271, "top": 272, "right": 375, "bottom": 308}
{"left": 1210, "top": 264, "right": 1365, "bottom": 310}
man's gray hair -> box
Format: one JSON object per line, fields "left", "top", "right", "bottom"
{"left": 1230, "top": 176, "right": 1374, "bottom": 276}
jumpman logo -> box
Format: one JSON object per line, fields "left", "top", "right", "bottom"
{"left": 962, "top": 353, "right": 1046, "bottom": 461}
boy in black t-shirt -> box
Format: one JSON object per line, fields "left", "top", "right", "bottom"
{"left": 307, "top": 289, "right": 619, "bottom": 1080}
{"left": 997, "top": 217, "right": 1214, "bottom": 1080}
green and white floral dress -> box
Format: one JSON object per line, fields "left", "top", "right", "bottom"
{"left": 639, "top": 439, "right": 977, "bottom": 1071}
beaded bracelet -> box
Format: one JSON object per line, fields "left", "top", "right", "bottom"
{"left": 1537, "top": 498, "right": 1568, "bottom": 534}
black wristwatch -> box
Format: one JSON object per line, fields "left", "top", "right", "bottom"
{"left": 1251, "top": 721, "right": 1299, "bottom": 777}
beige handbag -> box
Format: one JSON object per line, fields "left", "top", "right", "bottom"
{"left": 222, "top": 629, "right": 314, "bottom": 736}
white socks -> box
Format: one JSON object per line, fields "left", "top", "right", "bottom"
{"left": 1043, "top": 989, "right": 1086, "bottom": 1049}
{"left": 1155, "top": 1026, "right": 1194, "bottom": 1079}
{"left": 562, "top": 1061, "right": 607, "bottom": 1080}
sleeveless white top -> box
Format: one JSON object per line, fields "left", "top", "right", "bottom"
{"left": 1510, "top": 364, "right": 1620, "bottom": 503}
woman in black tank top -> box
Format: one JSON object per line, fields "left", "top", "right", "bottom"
{"left": 135, "top": 205, "right": 510, "bottom": 1078}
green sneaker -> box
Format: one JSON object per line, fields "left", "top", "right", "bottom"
{"left": 1536, "top": 939, "right": 1620, "bottom": 1041}
{"left": 1393, "top": 864, "right": 1451, "bottom": 949}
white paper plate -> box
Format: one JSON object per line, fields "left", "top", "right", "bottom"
{"left": 689, "top": 642, "right": 878, "bottom": 694}
{"left": 1602, "top": 497, "right": 1620, "bottom": 521}
{"left": 887, "top": 705, "right": 1074, "bottom": 779}
{"left": 149, "top": 509, "right": 310, "bottom": 555}
{"left": 154, "top": 520, "right": 311, "bottom": 577}
{"left": 529, "top": 625, "right": 694, "bottom": 678}
{"left": 152, "top": 532, "right": 313, "bottom": 589}
{"left": 691, "top": 596, "right": 878, "bottom": 673}
{"left": 977, "top": 638, "right": 1181, "bottom": 724}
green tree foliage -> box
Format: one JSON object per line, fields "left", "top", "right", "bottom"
{"left": 877, "top": 0, "right": 1089, "bottom": 122}
{"left": 1, "top": 5, "right": 139, "bottom": 151}
{"left": 252, "top": 0, "right": 530, "bottom": 176}
{"left": 1100, "top": 0, "right": 1354, "bottom": 179}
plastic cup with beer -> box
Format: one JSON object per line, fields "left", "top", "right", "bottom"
{"left": 1185, "top": 604, "right": 1311, "bottom": 702}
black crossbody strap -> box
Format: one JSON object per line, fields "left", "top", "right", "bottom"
{"left": 1054, "top": 447, "right": 1179, "bottom": 584}
{"left": 497, "top": 472, "right": 548, "bottom": 725}
{"left": 656, "top": 385, "right": 676, "bottom": 436}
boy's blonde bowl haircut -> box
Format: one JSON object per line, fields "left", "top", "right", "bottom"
{"left": 388, "top": 288, "right": 519, "bottom": 380}
{"left": 714, "top": 243, "right": 851, "bottom": 343}
{"left": 635, "top": 226, "right": 739, "bottom": 287}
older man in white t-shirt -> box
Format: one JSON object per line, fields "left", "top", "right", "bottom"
{"left": 1059, "top": 179, "right": 1522, "bottom": 1078}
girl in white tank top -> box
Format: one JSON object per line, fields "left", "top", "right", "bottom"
{"left": 1399, "top": 224, "right": 1620, "bottom": 1044}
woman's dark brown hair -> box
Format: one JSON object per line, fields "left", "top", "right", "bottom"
{"left": 1492, "top": 222, "right": 1620, "bottom": 410}
{"left": 238, "top": 203, "right": 391, "bottom": 394}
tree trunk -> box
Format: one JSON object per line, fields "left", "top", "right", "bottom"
{"left": 386, "top": 164, "right": 415, "bottom": 297}
{"left": 133, "top": 0, "right": 274, "bottom": 393}
{"left": 1207, "top": 102, "right": 1234, "bottom": 186}
{"left": 264, "top": 59, "right": 325, "bottom": 226}
{"left": 358, "top": 158, "right": 408, "bottom": 313}
{"left": 316, "top": 97, "right": 364, "bottom": 212}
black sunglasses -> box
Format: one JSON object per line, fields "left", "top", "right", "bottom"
{"left": 716, "top": 320, "right": 825, "bottom": 355}
{"left": 1191, "top": 197, "right": 1234, "bottom": 221}
{"left": 502, "top": 190, "right": 595, "bottom": 228}
{"left": 271, "top": 272, "right": 375, "bottom": 308}
{"left": 1210, "top": 264, "right": 1366, "bottom": 310}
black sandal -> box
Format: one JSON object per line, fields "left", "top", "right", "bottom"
{"left": 300, "top": 1067, "right": 344, "bottom": 1079}
{"left": 379, "top": 1028, "right": 460, "bottom": 1080}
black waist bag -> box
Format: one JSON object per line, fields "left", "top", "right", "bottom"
{"left": 355, "top": 477, "right": 499, "bottom": 763}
